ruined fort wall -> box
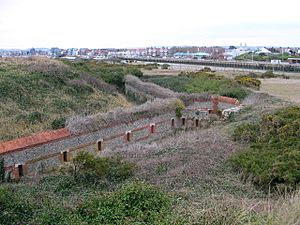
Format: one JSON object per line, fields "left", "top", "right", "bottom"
{"left": 2, "top": 112, "right": 190, "bottom": 178}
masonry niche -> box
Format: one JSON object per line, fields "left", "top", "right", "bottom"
{"left": 150, "top": 123, "right": 155, "bottom": 134}
{"left": 15, "top": 164, "right": 24, "bottom": 178}
{"left": 97, "top": 139, "right": 104, "bottom": 151}
{"left": 195, "top": 119, "right": 199, "bottom": 127}
{"left": 125, "top": 131, "right": 132, "bottom": 142}
{"left": 60, "top": 150, "right": 71, "bottom": 162}
{"left": 171, "top": 118, "right": 175, "bottom": 127}
{"left": 181, "top": 117, "right": 186, "bottom": 126}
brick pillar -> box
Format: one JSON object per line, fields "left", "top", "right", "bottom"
{"left": 212, "top": 96, "right": 219, "bottom": 114}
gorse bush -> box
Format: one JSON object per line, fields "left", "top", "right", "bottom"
{"left": 220, "top": 87, "right": 248, "bottom": 100}
{"left": 73, "top": 152, "right": 135, "bottom": 183}
{"left": 51, "top": 117, "right": 66, "bottom": 129}
{"left": 146, "top": 73, "right": 249, "bottom": 100}
{"left": 0, "top": 158, "right": 4, "bottom": 183}
{"left": 77, "top": 182, "right": 171, "bottom": 225}
{"left": 0, "top": 181, "right": 171, "bottom": 225}
{"left": 231, "top": 106, "right": 300, "bottom": 190}
{"left": 0, "top": 187, "right": 35, "bottom": 225}
{"left": 235, "top": 75, "right": 261, "bottom": 89}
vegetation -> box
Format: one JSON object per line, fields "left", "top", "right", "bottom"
{"left": 63, "top": 60, "right": 143, "bottom": 89}
{"left": 0, "top": 153, "right": 176, "bottom": 225}
{"left": 0, "top": 158, "right": 4, "bottom": 183}
{"left": 175, "top": 99, "right": 185, "bottom": 117}
{"left": 234, "top": 75, "right": 261, "bottom": 89}
{"left": 0, "top": 58, "right": 131, "bottom": 141}
{"left": 72, "top": 152, "right": 135, "bottom": 183}
{"left": 235, "top": 52, "right": 299, "bottom": 61}
{"left": 161, "top": 64, "right": 170, "bottom": 69}
{"left": 231, "top": 106, "right": 300, "bottom": 190}
{"left": 145, "top": 71, "right": 249, "bottom": 100}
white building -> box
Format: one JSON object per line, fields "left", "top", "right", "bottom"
{"left": 255, "top": 47, "right": 272, "bottom": 55}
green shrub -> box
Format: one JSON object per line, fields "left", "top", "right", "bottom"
{"left": 73, "top": 152, "right": 135, "bottom": 183}
{"left": 175, "top": 100, "right": 185, "bottom": 117}
{"left": 220, "top": 87, "right": 248, "bottom": 100}
{"left": 233, "top": 123, "right": 260, "bottom": 143}
{"left": 235, "top": 75, "right": 261, "bottom": 89}
{"left": 0, "top": 187, "right": 35, "bottom": 225}
{"left": 77, "top": 182, "right": 171, "bottom": 224}
{"left": 261, "top": 70, "right": 276, "bottom": 78}
{"left": 51, "top": 117, "right": 66, "bottom": 129}
{"left": 28, "top": 111, "right": 43, "bottom": 123}
{"left": 146, "top": 74, "right": 249, "bottom": 100}
{"left": 0, "top": 158, "right": 4, "bottom": 183}
{"left": 231, "top": 106, "right": 300, "bottom": 189}
{"left": 127, "top": 67, "right": 143, "bottom": 77}
{"left": 161, "top": 64, "right": 170, "bottom": 69}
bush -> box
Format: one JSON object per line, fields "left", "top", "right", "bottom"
{"left": 220, "top": 87, "right": 248, "bottom": 100}
{"left": 51, "top": 117, "right": 66, "bottom": 129}
{"left": 0, "top": 158, "right": 4, "bottom": 183}
{"left": 77, "top": 182, "right": 171, "bottom": 224}
{"left": 175, "top": 99, "right": 185, "bottom": 117}
{"left": 127, "top": 67, "right": 143, "bottom": 77}
{"left": 146, "top": 74, "right": 249, "bottom": 100}
{"left": 261, "top": 70, "right": 276, "bottom": 78}
{"left": 232, "top": 123, "right": 260, "bottom": 143}
{"left": 161, "top": 64, "right": 170, "bottom": 69}
{"left": 73, "top": 152, "right": 135, "bottom": 183}
{"left": 235, "top": 75, "right": 261, "bottom": 89}
{"left": 231, "top": 106, "right": 300, "bottom": 189}
{"left": 0, "top": 187, "right": 35, "bottom": 225}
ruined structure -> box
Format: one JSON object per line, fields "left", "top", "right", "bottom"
{"left": 0, "top": 76, "right": 241, "bottom": 180}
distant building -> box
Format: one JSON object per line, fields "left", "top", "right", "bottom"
{"left": 255, "top": 47, "right": 272, "bottom": 55}
{"left": 49, "top": 48, "right": 62, "bottom": 58}
{"left": 288, "top": 58, "right": 300, "bottom": 64}
{"left": 173, "top": 52, "right": 209, "bottom": 59}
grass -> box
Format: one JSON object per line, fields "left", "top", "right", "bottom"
{"left": 235, "top": 52, "right": 299, "bottom": 62}
{"left": 0, "top": 58, "right": 131, "bottom": 141}
{"left": 260, "top": 78, "right": 300, "bottom": 103}
{"left": 1, "top": 98, "right": 300, "bottom": 224}
{"left": 144, "top": 72, "right": 249, "bottom": 100}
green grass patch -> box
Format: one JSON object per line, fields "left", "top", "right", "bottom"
{"left": 145, "top": 71, "right": 249, "bottom": 100}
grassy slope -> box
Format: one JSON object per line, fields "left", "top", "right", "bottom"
{"left": 1, "top": 92, "right": 298, "bottom": 224}
{"left": 0, "top": 58, "right": 130, "bottom": 141}
{"left": 144, "top": 73, "right": 249, "bottom": 100}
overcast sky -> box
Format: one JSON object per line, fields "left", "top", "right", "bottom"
{"left": 0, "top": 0, "right": 299, "bottom": 49}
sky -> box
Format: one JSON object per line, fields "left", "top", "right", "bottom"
{"left": 0, "top": 0, "right": 300, "bottom": 49}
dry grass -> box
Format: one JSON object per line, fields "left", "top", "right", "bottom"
{"left": 260, "top": 78, "right": 300, "bottom": 104}
{"left": 67, "top": 98, "right": 181, "bottom": 134}
{"left": 0, "top": 57, "right": 131, "bottom": 141}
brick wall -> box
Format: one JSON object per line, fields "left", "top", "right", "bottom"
{"left": 0, "top": 94, "right": 240, "bottom": 180}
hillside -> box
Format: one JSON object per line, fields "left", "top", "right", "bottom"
{"left": 0, "top": 60, "right": 299, "bottom": 225}
{"left": 1, "top": 93, "right": 299, "bottom": 224}
{"left": 0, "top": 58, "right": 130, "bottom": 142}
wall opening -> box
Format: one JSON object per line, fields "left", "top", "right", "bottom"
{"left": 17, "top": 164, "right": 24, "bottom": 177}
{"left": 63, "top": 151, "right": 68, "bottom": 162}
{"left": 97, "top": 139, "right": 103, "bottom": 151}
{"left": 182, "top": 117, "right": 186, "bottom": 126}
{"left": 195, "top": 119, "right": 199, "bottom": 127}
{"left": 171, "top": 118, "right": 175, "bottom": 127}
{"left": 150, "top": 124, "right": 155, "bottom": 134}
{"left": 126, "top": 131, "right": 131, "bottom": 142}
